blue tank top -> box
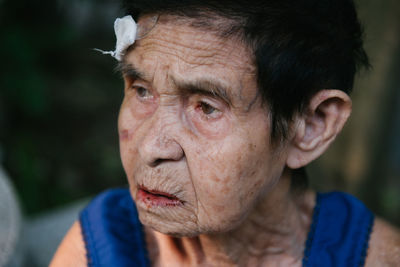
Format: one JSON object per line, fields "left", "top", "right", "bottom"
{"left": 80, "top": 189, "right": 374, "bottom": 267}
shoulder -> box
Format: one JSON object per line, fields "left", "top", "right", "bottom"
{"left": 50, "top": 221, "right": 87, "bottom": 267}
{"left": 365, "top": 217, "right": 400, "bottom": 266}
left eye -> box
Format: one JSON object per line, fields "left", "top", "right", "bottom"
{"left": 199, "top": 102, "right": 217, "bottom": 115}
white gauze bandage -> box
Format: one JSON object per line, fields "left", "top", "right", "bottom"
{"left": 95, "top": 15, "right": 137, "bottom": 61}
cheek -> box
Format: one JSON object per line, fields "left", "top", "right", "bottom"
{"left": 118, "top": 99, "right": 147, "bottom": 174}
{"left": 189, "top": 137, "right": 276, "bottom": 231}
{"left": 185, "top": 109, "right": 231, "bottom": 139}
{"left": 191, "top": 155, "right": 258, "bottom": 224}
{"left": 126, "top": 92, "right": 157, "bottom": 119}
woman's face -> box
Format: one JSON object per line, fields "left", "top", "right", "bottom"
{"left": 118, "top": 17, "right": 287, "bottom": 236}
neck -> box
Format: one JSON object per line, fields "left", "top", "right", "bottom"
{"left": 147, "top": 169, "right": 315, "bottom": 267}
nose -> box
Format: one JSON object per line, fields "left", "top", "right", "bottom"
{"left": 138, "top": 113, "right": 184, "bottom": 167}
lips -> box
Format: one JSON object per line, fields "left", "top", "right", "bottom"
{"left": 136, "top": 186, "right": 182, "bottom": 207}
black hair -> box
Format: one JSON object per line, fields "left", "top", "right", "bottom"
{"left": 123, "top": 0, "right": 369, "bottom": 140}
{"left": 122, "top": 0, "right": 370, "bottom": 188}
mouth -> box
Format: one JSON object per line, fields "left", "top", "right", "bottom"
{"left": 136, "top": 185, "right": 183, "bottom": 207}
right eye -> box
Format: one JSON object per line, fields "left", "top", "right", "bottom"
{"left": 132, "top": 85, "right": 152, "bottom": 99}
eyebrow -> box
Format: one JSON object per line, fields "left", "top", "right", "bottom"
{"left": 116, "top": 62, "right": 147, "bottom": 81}
{"left": 116, "top": 61, "right": 234, "bottom": 105}
{"left": 173, "top": 78, "right": 234, "bottom": 106}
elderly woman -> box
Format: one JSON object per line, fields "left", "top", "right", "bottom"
{"left": 51, "top": 0, "right": 400, "bottom": 266}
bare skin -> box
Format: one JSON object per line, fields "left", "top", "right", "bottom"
{"left": 144, "top": 172, "right": 315, "bottom": 267}
{"left": 50, "top": 188, "right": 400, "bottom": 267}
{"left": 365, "top": 219, "right": 400, "bottom": 267}
{"left": 50, "top": 15, "right": 400, "bottom": 266}
{"left": 50, "top": 221, "right": 87, "bottom": 267}
{"left": 50, "top": 215, "right": 400, "bottom": 266}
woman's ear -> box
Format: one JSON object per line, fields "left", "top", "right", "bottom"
{"left": 286, "top": 90, "right": 352, "bottom": 169}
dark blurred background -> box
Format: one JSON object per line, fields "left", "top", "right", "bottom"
{"left": 0, "top": 0, "right": 399, "bottom": 227}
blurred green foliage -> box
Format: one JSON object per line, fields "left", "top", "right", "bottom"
{"left": 0, "top": 0, "right": 399, "bottom": 227}
{"left": 0, "top": 0, "right": 126, "bottom": 214}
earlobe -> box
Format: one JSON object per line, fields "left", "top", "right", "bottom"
{"left": 286, "top": 90, "right": 352, "bottom": 169}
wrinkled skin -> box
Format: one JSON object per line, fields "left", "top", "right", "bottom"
{"left": 50, "top": 15, "right": 400, "bottom": 267}
{"left": 118, "top": 17, "right": 289, "bottom": 237}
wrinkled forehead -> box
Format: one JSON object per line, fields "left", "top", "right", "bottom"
{"left": 122, "top": 14, "right": 259, "bottom": 107}
{"left": 137, "top": 11, "right": 245, "bottom": 38}
{"left": 134, "top": 17, "right": 254, "bottom": 79}
{"left": 127, "top": 14, "right": 255, "bottom": 69}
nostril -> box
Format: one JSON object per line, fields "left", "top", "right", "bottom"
{"left": 149, "top": 150, "right": 185, "bottom": 167}
{"left": 151, "top": 158, "right": 164, "bottom": 167}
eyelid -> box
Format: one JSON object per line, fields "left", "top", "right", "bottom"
{"left": 198, "top": 102, "right": 223, "bottom": 121}
{"left": 123, "top": 72, "right": 148, "bottom": 86}
{"left": 199, "top": 99, "right": 219, "bottom": 110}
{"left": 196, "top": 95, "right": 227, "bottom": 111}
{"left": 190, "top": 95, "right": 225, "bottom": 120}
{"left": 129, "top": 80, "right": 151, "bottom": 92}
{"left": 130, "top": 81, "right": 147, "bottom": 88}
{"left": 134, "top": 85, "right": 153, "bottom": 96}
{"left": 184, "top": 89, "right": 229, "bottom": 107}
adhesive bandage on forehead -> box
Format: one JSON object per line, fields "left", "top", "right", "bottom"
{"left": 95, "top": 15, "right": 158, "bottom": 61}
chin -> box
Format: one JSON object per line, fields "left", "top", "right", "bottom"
{"left": 140, "top": 211, "right": 248, "bottom": 240}
{"left": 138, "top": 212, "right": 203, "bottom": 237}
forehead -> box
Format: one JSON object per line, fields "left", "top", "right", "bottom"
{"left": 124, "top": 15, "right": 258, "bottom": 105}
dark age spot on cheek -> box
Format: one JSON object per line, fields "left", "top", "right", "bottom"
{"left": 119, "top": 128, "right": 138, "bottom": 142}
{"left": 248, "top": 143, "right": 257, "bottom": 152}
{"left": 213, "top": 204, "right": 226, "bottom": 213}
{"left": 210, "top": 174, "right": 221, "bottom": 183}
{"left": 221, "top": 186, "right": 230, "bottom": 194}
{"left": 119, "top": 129, "right": 130, "bottom": 141}
{"left": 246, "top": 179, "right": 262, "bottom": 199}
